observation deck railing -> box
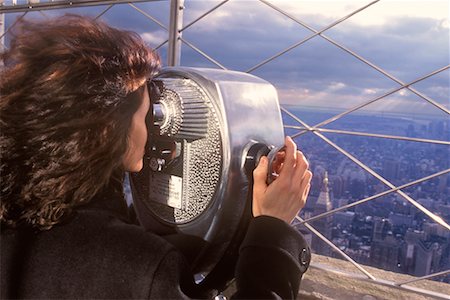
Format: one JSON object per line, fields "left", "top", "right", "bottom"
{"left": 1, "top": 1, "right": 449, "bottom": 299}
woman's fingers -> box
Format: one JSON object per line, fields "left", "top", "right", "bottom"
{"left": 294, "top": 150, "right": 309, "bottom": 183}
{"left": 292, "top": 151, "right": 311, "bottom": 209}
{"left": 280, "top": 136, "right": 297, "bottom": 176}
{"left": 300, "top": 171, "right": 312, "bottom": 202}
{"left": 253, "top": 156, "right": 268, "bottom": 196}
{"left": 303, "top": 182, "right": 311, "bottom": 200}
{"left": 272, "top": 151, "right": 285, "bottom": 174}
{"left": 251, "top": 136, "right": 313, "bottom": 223}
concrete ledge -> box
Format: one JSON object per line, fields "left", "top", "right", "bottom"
{"left": 299, "top": 254, "right": 450, "bottom": 300}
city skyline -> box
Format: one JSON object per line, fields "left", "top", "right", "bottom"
{"left": 290, "top": 109, "right": 449, "bottom": 282}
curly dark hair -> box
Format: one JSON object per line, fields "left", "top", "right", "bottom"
{"left": 0, "top": 14, "right": 160, "bottom": 230}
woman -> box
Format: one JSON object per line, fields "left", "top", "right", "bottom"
{"left": 1, "top": 15, "right": 312, "bottom": 299}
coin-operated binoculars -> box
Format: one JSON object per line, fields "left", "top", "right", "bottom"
{"left": 130, "top": 67, "right": 286, "bottom": 291}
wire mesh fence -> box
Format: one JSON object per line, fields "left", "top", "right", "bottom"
{"left": 1, "top": 0, "right": 449, "bottom": 298}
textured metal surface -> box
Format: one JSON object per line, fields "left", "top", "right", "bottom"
{"left": 156, "top": 78, "right": 210, "bottom": 139}
{"left": 144, "top": 77, "right": 222, "bottom": 223}
{"left": 131, "top": 67, "right": 284, "bottom": 278}
{"left": 133, "top": 67, "right": 284, "bottom": 237}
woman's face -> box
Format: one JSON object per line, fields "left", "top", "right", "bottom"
{"left": 122, "top": 84, "right": 150, "bottom": 172}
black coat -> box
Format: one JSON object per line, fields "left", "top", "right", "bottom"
{"left": 1, "top": 190, "right": 311, "bottom": 299}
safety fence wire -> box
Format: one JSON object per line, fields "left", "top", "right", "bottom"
{"left": 286, "top": 108, "right": 450, "bottom": 297}
{"left": 177, "top": 0, "right": 229, "bottom": 69}
{"left": 232, "top": 0, "right": 450, "bottom": 293}
{"left": 1, "top": 0, "right": 449, "bottom": 297}
{"left": 130, "top": 0, "right": 228, "bottom": 67}
{"left": 295, "top": 214, "right": 377, "bottom": 280}
{"left": 127, "top": 2, "right": 168, "bottom": 50}
{"left": 290, "top": 65, "right": 450, "bottom": 138}
{"left": 244, "top": 0, "right": 450, "bottom": 268}
{"left": 115, "top": 0, "right": 449, "bottom": 294}
{"left": 246, "top": 0, "right": 380, "bottom": 73}
{"left": 283, "top": 103, "right": 450, "bottom": 230}
{"left": 93, "top": 3, "right": 113, "bottom": 20}
{"left": 285, "top": 125, "right": 450, "bottom": 146}
{"left": 0, "top": 1, "right": 170, "bottom": 49}
{"left": 0, "top": 10, "right": 27, "bottom": 50}
{"left": 256, "top": 0, "right": 450, "bottom": 115}
{"left": 295, "top": 168, "right": 450, "bottom": 228}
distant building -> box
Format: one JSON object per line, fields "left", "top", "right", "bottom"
{"left": 382, "top": 158, "right": 400, "bottom": 181}
{"left": 438, "top": 175, "right": 447, "bottom": 193}
{"left": 437, "top": 203, "right": 450, "bottom": 219}
{"left": 333, "top": 211, "right": 355, "bottom": 227}
{"left": 423, "top": 222, "right": 450, "bottom": 239}
{"left": 312, "top": 172, "right": 333, "bottom": 256}
{"left": 428, "top": 120, "right": 447, "bottom": 139}
{"left": 414, "top": 242, "right": 439, "bottom": 276}
{"left": 388, "top": 212, "right": 413, "bottom": 227}
{"left": 370, "top": 218, "right": 402, "bottom": 272}
{"left": 331, "top": 175, "right": 344, "bottom": 199}
{"left": 402, "top": 229, "right": 448, "bottom": 277}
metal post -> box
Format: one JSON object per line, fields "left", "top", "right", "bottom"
{"left": 0, "top": 6, "right": 4, "bottom": 57}
{"left": 167, "top": 0, "right": 184, "bottom": 66}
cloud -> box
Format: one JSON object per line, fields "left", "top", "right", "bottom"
{"left": 328, "top": 82, "right": 347, "bottom": 91}
{"left": 178, "top": 4, "right": 447, "bottom": 66}
{"left": 4, "top": 0, "right": 447, "bottom": 116}
{"left": 269, "top": 0, "right": 449, "bottom": 27}
{"left": 141, "top": 30, "right": 168, "bottom": 47}
{"left": 172, "top": 1, "right": 448, "bottom": 116}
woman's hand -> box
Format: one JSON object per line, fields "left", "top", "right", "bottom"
{"left": 252, "top": 136, "right": 312, "bottom": 224}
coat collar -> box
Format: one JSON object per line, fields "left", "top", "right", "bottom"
{"left": 78, "top": 180, "right": 131, "bottom": 223}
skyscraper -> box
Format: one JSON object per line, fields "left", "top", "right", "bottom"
{"left": 312, "top": 171, "right": 333, "bottom": 256}
{"left": 370, "top": 218, "right": 401, "bottom": 272}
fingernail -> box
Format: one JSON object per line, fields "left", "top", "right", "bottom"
{"left": 259, "top": 156, "right": 267, "bottom": 165}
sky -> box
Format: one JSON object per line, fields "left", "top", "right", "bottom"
{"left": 2, "top": 0, "right": 449, "bottom": 118}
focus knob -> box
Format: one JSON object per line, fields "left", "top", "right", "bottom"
{"left": 244, "top": 143, "right": 271, "bottom": 177}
